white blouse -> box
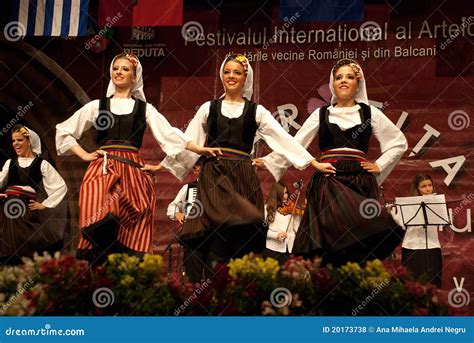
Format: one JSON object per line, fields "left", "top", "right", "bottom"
{"left": 265, "top": 208, "right": 301, "bottom": 253}
{"left": 0, "top": 157, "right": 67, "bottom": 208}
{"left": 402, "top": 225, "right": 441, "bottom": 250}
{"left": 390, "top": 207, "right": 441, "bottom": 249}
{"left": 262, "top": 104, "right": 408, "bottom": 184}
{"left": 161, "top": 100, "right": 315, "bottom": 180}
{"left": 55, "top": 98, "right": 188, "bottom": 158}
{"left": 166, "top": 184, "right": 188, "bottom": 220}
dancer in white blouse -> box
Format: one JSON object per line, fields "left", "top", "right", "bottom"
{"left": 0, "top": 125, "right": 67, "bottom": 265}
{"left": 161, "top": 53, "right": 314, "bottom": 263}
{"left": 258, "top": 59, "right": 408, "bottom": 266}
{"left": 56, "top": 52, "right": 217, "bottom": 264}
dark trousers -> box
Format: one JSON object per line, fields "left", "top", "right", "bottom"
{"left": 184, "top": 247, "right": 214, "bottom": 283}
{"left": 402, "top": 247, "right": 442, "bottom": 287}
{"left": 263, "top": 248, "right": 290, "bottom": 265}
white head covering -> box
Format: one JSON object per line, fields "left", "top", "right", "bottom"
{"left": 106, "top": 53, "right": 146, "bottom": 101}
{"left": 219, "top": 54, "right": 254, "bottom": 100}
{"left": 16, "top": 126, "right": 41, "bottom": 155}
{"left": 329, "top": 59, "right": 368, "bottom": 105}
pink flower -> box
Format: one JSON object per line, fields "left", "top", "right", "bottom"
{"left": 405, "top": 281, "right": 426, "bottom": 297}
{"left": 315, "top": 267, "right": 332, "bottom": 290}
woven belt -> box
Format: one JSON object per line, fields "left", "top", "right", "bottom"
{"left": 5, "top": 186, "right": 36, "bottom": 200}
{"left": 98, "top": 142, "right": 142, "bottom": 174}
{"left": 217, "top": 147, "right": 251, "bottom": 159}
{"left": 320, "top": 149, "right": 368, "bottom": 163}
{"left": 105, "top": 154, "right": 143, "bottom": 169}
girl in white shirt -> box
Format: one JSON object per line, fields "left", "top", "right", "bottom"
{"left": 161, "top": 53, "right": 315, "bottom": 263}
{"left": 264, "top": 182, "right": 303, "bottom": 265}
{"left": 55, "top": 52, "right": 217, "bottom": 264}
{"left": 0, "top": 125, "right": 67, "bottom": 265}
{"left": 401, "top": 174, "right": 442, "bottom": 287}
{"left": 258, "top": 59, "right": 408, "bottom": 266}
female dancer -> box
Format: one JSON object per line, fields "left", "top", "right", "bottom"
{"left": 1, "top": 125, "right": 67, "bottom": 265}
{"left": 56, "top": 52, "right": 217, "bottom": 264}
{"left": 260, "top": 59, "right": 408, "bottom": 266}
{"left": 161, "top": 53, "right": 314, "bottom": 263}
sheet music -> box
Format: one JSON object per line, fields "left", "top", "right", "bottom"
{"left": 394, "top": 194, "right": 449, "bottom": 226}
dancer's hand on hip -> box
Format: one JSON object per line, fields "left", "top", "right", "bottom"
{"left": 360, "top": 161, "right": 380, "bottom": 174}
{"left": 186, "top": 141, "right": 222, "bottom": 157}
{"left": 29, "top": 200, "right": 46, "bottom": 211}
{"left": 141, "top": 164, "right": 162, "bottom": 174}
{"left": 311, "top": 160, "right": 336, "bottom": 174}
{"left": 251, "top": 158, "right": 266, "bottom": 169}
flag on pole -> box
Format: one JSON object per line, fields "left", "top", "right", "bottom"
{"left": 132, "top": 0, "right": 183, "bottom": 27}
{"left": 10, "top": 0, "right": 90, "bottom": 37}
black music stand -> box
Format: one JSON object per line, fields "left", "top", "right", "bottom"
{"left": 395, "top": 194, "right": 450, "bottom": 277}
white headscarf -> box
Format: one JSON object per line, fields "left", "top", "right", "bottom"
{"left": 329, "top": 59, "right": 368, "bottom": 105}
{"left": 17, "top": 126, "right": 41, "bottom": 155}
{"left": 106, "top": 53, "right": 146, "bottom": 101}
{"left": 219, "top": 54, "right": 254, "bottom": 100}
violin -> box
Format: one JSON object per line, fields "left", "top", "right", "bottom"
{"left": 277, "top": 200, "right": 305, "bottom": 216}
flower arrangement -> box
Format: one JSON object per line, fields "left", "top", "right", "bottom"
{"left": 0, "top": 253, "right": 465, "bottom": 316}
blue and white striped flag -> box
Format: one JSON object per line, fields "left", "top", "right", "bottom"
{"left": 10, "top": 0, "right": 90, "bottom": 37}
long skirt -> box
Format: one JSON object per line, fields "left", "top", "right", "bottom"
{"left": 180, "top": 151, "right": 266, "bottom": 262}
{"left": 76, "top": 142, "right": 155, "bottom": 263}
{"left": 293, "top": 149, "right": 404, "bottom": 266}
{"left": 0, "top": 189, "right": 65, "bottom": 265}
{"left": 402, "top": 247, "right": 442, "bottom": 287}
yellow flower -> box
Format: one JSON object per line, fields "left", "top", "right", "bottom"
{"left": 228, "top": 254, "right": 280, "bottom": 280}
{"left": 139, "top": 254, "right": 163, "bottom": 274}
{"left": 120, "top": 275, "right": 134, "bottom": 287}
{"left": 340, "top": 262, "right": 362, "bottom": 274}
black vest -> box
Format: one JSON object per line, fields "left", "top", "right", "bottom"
{"left": 6, "top": 157, "right": 43, "bottom": 191}
{"left": 206, "top": 99, "right": 258, "bottom": 154}
{"left": 96, "top": 97, "right": 147, "bottom": 148}
{"left": 318, "top": 103, "right": 372, "bottom": 153}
